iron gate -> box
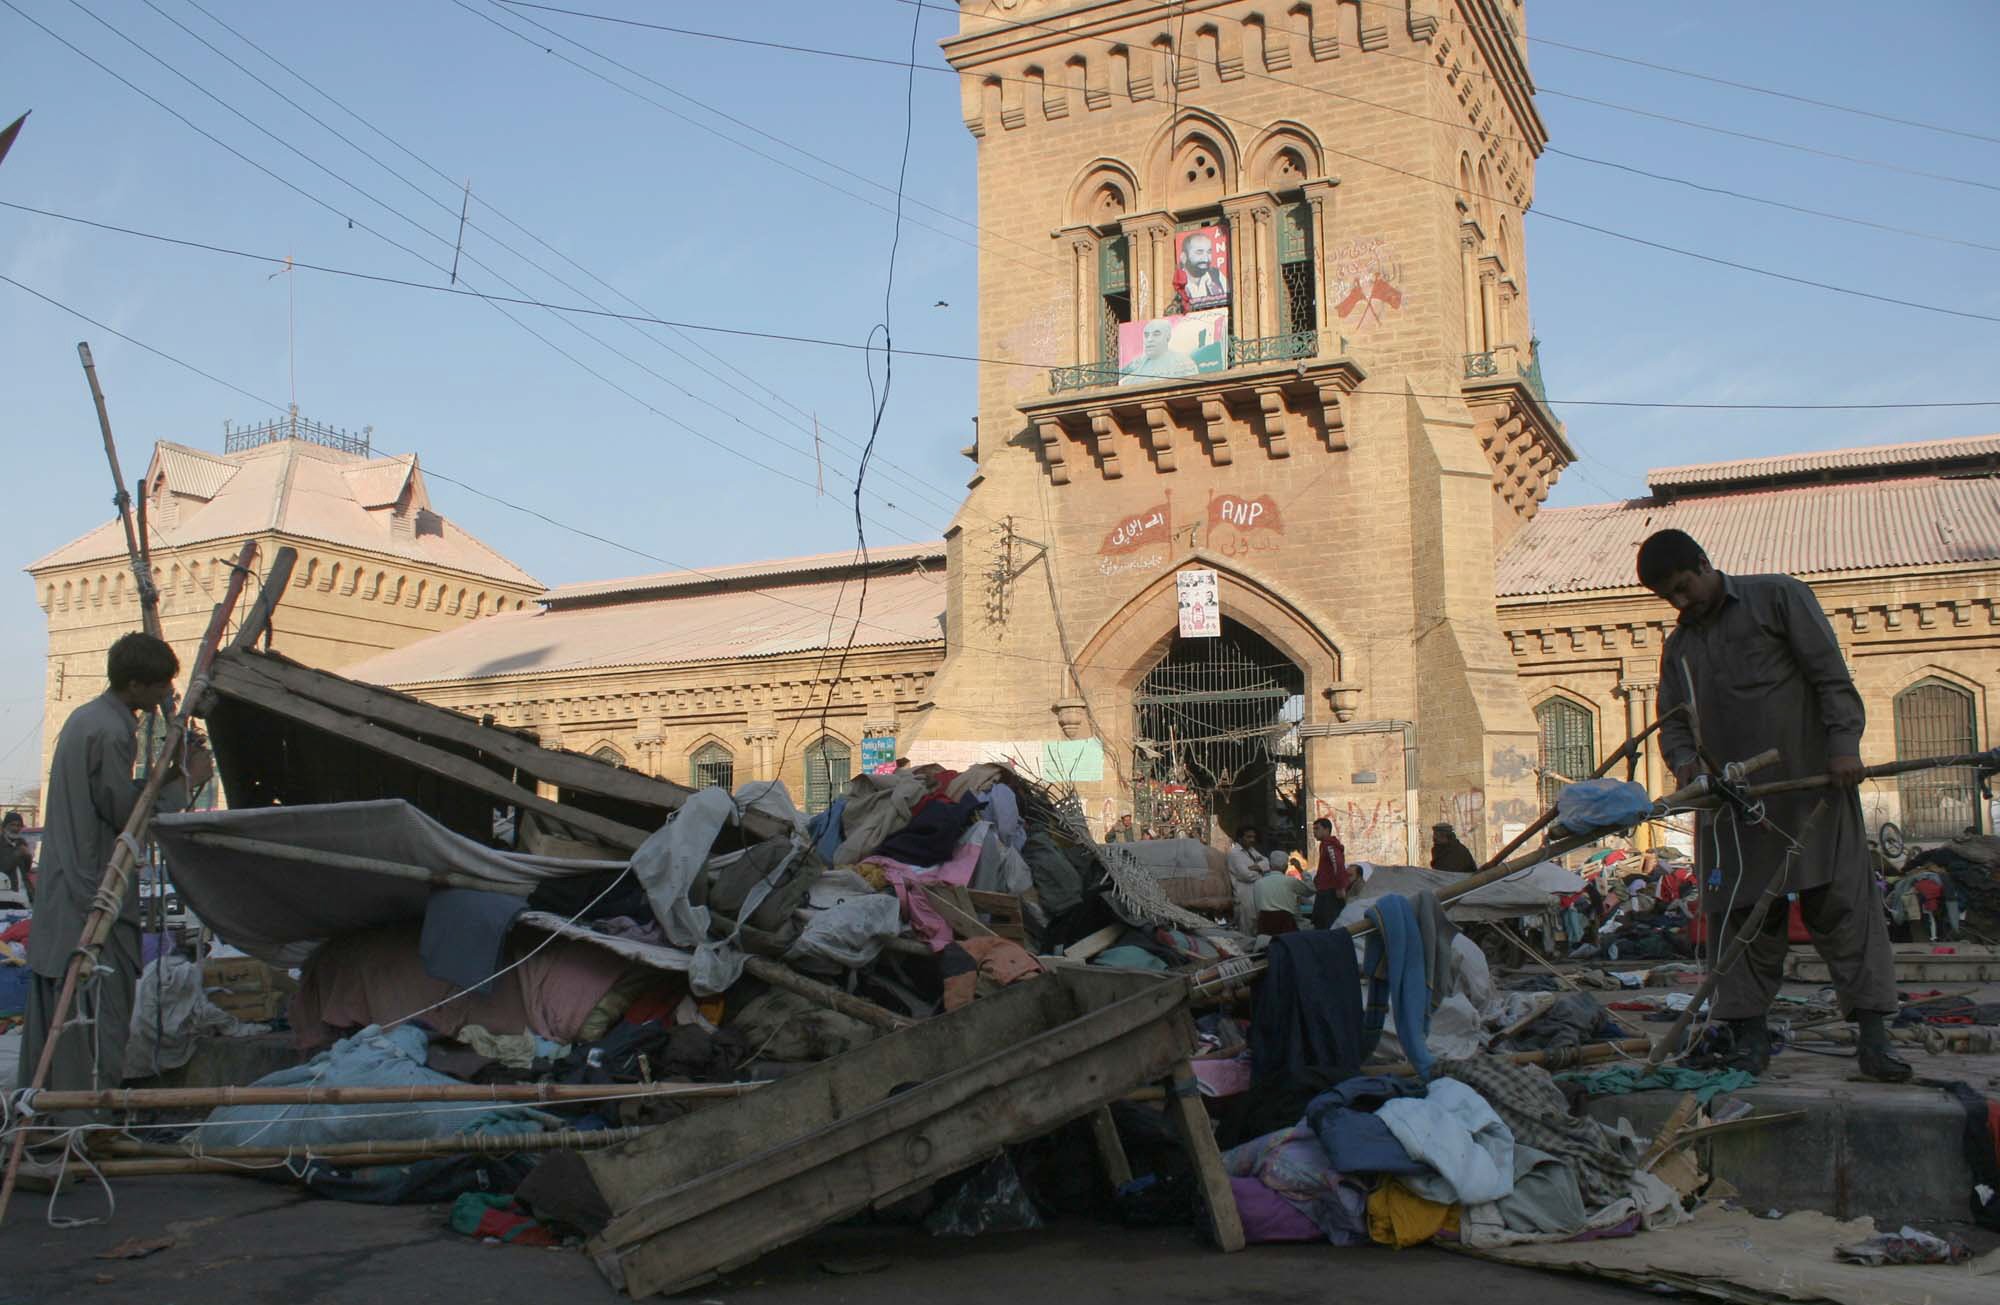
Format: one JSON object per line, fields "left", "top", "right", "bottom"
{"left": 1133, "top": 622, "right": 1305, "bottom": 848}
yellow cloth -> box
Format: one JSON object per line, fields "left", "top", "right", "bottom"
{"left": 1366, "top": 1182, "right": 1456, "bottom": 1248}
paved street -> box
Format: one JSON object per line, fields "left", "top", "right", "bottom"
{"left": 2, "top": 1174, "right": 1656, "bottom": 1304}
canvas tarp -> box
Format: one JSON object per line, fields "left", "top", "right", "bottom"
{"left": 1343, "top": 862, "right": 1584, "bottom": 924}
{"left": 152, "top": 800, "right": 699, "bottom": 973}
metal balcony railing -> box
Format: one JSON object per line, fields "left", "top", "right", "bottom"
{"left": 1047, "top": 330, "right": 1320, "bottom": 394}
{"left": 1464, "top": 339, "right": 1550, "bottom": 404}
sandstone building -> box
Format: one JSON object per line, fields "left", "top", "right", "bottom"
{"left": 26, "top": 415, "right": 542, "bottom": 795}
{"left": 906, "top": 0, "right": 1563, "bottom": 861}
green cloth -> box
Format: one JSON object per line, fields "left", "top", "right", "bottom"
{"left": 1556, "top": 1064, "right": 1755, "bottom": 1105}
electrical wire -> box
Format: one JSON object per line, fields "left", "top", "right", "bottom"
{"left": 891, "top": 0, "right": 2000, "bottom": 197}
{"left": 509, "top": 0, "right": 2000, "bottom": 255}
{"left": 165, "top": 0, "right": 968, "bottom": 524}
{"left": 8, "top": 2, "right": 940, "bottom": 545}
{"left": 12, "top": 199, "right": 2000, "bottom": 404}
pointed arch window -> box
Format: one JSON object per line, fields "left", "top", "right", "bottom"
{"left": 691, "top": 742, "right": 735, "bottom": 792}
{"left": 1535, "top": 698, "right": 1595, "bottom": 809}
{"left": 804, "top": 738, "right": 852, "bottom": 816}
{"left": 1894, "top": 679, "right": 1980, "bottom": 840}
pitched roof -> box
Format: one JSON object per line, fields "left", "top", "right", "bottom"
{"left": 544, "top": 541, "right": 945, "bottom": 606}
{"left": 1497, "top": 473, "right": 2000, "bottom": 598}
{"left": 1647, "top": 433, "right": 2000, "bottom": 496}
{"left": 28, "top": 438, "right": 538, "bottom": 589}
{"left": 346, "top": 564, "right": 946, "bottom": 686}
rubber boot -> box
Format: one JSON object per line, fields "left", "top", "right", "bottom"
{"left": 1855, "top": 1011, "right": 1913, "bottom": 1083}
{"left": 1722, "top": 1015, "right": 1770, "bottom": 1075}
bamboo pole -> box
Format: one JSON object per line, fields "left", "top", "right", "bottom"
{"left": 1120, "top": 1038, "right": 1655, "bottom": 1101}
{"left": 0, "top": 539, "right": 259, "bottom": 1226}
{"left": 102, "top": 1124, "right": 653, "bottom": 1162}
{"left": 1702, "top": 749, "right": 2000, "bottom": 804}
{"left": 24, "top": 1079, "right": 765, "bottom": 1113}
{"left": 79, "top": 342, "right": 162, "bottom": 644}
{"left": 1480, "top": 707, "right": 1686, "bottom": 876}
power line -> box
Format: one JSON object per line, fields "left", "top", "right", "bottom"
{"left": 169, "top": 0, "right": 966, "bottom": 523}
{"left": 1520, "top": 28, "right": 2000, "bottom": 148}
{"left": 514, "top": 0, "right": 2000, "bottom": 252}
{"left": 12, "top": 198, "right": 2000, "bottom": 410}
{"left": 895, "top": 0, "right": 2000, "bottom": 197}
{"left": 17, "top": 0, "right": 941, "bottom": 543}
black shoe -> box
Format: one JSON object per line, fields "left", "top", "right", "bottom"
{"left": 1721, "top": 1015, "right": 1771, "bottom": 1075}
{"left": 1856, "top": 1011, "right": 1913, "bottom": 1083}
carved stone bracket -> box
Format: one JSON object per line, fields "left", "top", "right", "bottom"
{"left": 1034, "top": 417, "right": 1070, "bottom": 485}
{"left": 1255, "top": 386, "right": 1290, "bottom": 458}
{"left": 1143, "top": 404, "right": 1176, "bottom": 472}
{"left": 1198, "top": 396, "right": 1231, "bottom": 466}
{"left": 1089, "top": 408, "right": 1121, "bottom": 479}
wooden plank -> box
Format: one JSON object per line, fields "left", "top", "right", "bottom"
{"left": 1091, "top": 1104, "right": 1134, "bottom": 1190}
{"left": 205, "top": 667, "right": 654, "bottom": 850}
{"left": 599, "top": 980, "right": 1193, "bottom": 1297}
{"left": 584, "top": 978, "right": 1081, "bottom": 1213}
{"left": 740, "top": 956, "right": 914, "bottom": 1032}
{"left": 209, "top": 650, "right": 791, "bottom": 844}
{"left": 1162, "top": 1060, "right": 1244, "bottom": 1252}
{"left": 1063, "top": 923, "right": 1124, "bottom": 962}
{"left": 185, "top": 831, "right": 535, "bottom": 896}
{"left": 922, "top": 884, "right": 996, "bottom": 940}
{"left": 967, "top": 889, "right": 1026, "bottom": 942}
{"left": 596, "top": 976, "right": 1186, "bottom": 1255}
{"left": 227, "top": 546, "right": 298, "bottom": 651}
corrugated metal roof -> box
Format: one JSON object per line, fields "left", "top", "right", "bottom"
{"left": 340, "top": 456, "right": 417, "bottom": 509}
{"left": 149, "top": 443, "right": 240, "bottom": 501}
{"left": 544, "top": 541, "right": 945, "bottom": 605}
{"left": 28, "top": 439, "right": 539, "bottom": 589}
{"left": 346, "top": 566, "right": 946, "bottom": 686}
{"left": 1648, "top": 433, "right": 2000, "bottom": 493}
{"left": 1497, "top": 475, "right": 2000, "bottom": 598}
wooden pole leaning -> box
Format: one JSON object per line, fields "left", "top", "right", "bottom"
{"left": 0, "top": 540, "right": 259, "bottom": 1227}
{"left": 27, "top": 1080, "right": 764, "bottom": 1113}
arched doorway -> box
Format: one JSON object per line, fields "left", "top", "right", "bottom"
{"left": 1132, "top": 618, "right": 1306, "bottom": 850}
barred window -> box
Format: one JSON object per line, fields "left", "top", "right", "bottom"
{"left": 592, "top": 744, "right": 625, "bottom": 767}
{"left": 1275, "top": 200, "right": 1315, "bottom": 337}
{"left": 804, "top": 738, "right": 851, "bottom": 816}
{"left": 1535, "top": 698, "right": 1595, "bottom": 810}
{"left": 1099, "top": 234, "right": 1130, "bottom": 365}
{"left": 691, "top": 742, "right": 734, "bottom": 792}
{"left": 1895, "top": 680, "right": 1980, "bottom": 840}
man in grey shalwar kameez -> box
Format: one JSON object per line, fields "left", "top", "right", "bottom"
{"left": 1643, "top": 530, "right": 1907, "bottom": 1081}
{"left": 18, "top": 632, "right": 211, "bottom": 1120}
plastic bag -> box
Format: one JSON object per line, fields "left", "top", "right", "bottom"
{"left": 924, "top": 1154, "right": 1045, "bottom": 1237}
{"left": 1555, "top": 779, "right": 1652, "bottom": 835}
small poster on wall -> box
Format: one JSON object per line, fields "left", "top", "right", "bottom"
{"left": 1174, "top": 225, "right": 1231, "bottom": 310}
{"left": 1177, "top": 567, "right": 1221, "bottom": 639}
{"left": 1118, "top": 309, "right": 1229, "bottom": 386}
{"left": 861, "top": 735, "right": 898, "bottom": 775}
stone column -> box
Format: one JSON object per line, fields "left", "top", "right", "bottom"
{"left": 745, "top": 726, "right": 778, "bottom": 782}
{"left": 1459, "top": 220, "right": 1483, "bottom": 355}
{"left": 1253, "top": 204, "right": 1281, "bottom": 340}
{"left": 1058, "top": 226, "right": 1099, "bottom": 364}
{"left": 1479, "top": 261, "right": 1501, "bottom": 355}
{"left": 1120, "top": 213, "right": 1170, "bottom": 319}
{"left": 1221, "top": 198, "right": 1259, "bottom": 346}
{"left": 1303, "top": 179, "right": 1337, "bottom": 350}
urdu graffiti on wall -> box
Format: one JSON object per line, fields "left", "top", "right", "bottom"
{"left": 1206, "top": 491, "right": 1284, "bottom": 560}
{"left": 1098, "top": 497, "right": 1172, "bottom": 577}
{"left": 1329, "top": 236, "right": 1405, "bottom": 331}
{"left": 1315, "top": 795, "right": 1407, "bottom": 864}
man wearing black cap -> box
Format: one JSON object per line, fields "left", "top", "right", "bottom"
{"left": 1, "top": 811, "right": 30, "bottom": 898}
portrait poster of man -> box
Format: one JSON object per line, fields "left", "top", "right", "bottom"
{"left": 1174, "top": 225, "right": 1230, "bottom": 310}
{"left": 1117, "top": 309, "right": 1229, "bottom": 386}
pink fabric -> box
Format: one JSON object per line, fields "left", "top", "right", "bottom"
{"left": 291, "top": 923, "right": 634, "bottom": 1051}
{"left": 1192, "top": 1053, "right": 1254, "bottom": 1099}
{"left": 1230, "top": 1177, "right": 1325, "bottom": 1243}
{"left": 878, "top": 838, "right": 984, "bottom": 951}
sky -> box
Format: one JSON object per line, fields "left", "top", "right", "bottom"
{"left": 2, "top": 0, "right": 1997, "bottom": 795}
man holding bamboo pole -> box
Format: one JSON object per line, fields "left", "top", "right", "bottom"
{"left": 1640, "top": 530, "right": 1906, "bottom": 1082}
{"left": 17, "top": 632, "right": 212, "bottom": 1118}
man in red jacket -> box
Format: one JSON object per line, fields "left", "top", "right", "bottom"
{"left": 1310, "top": 817, "right": 1351, "bottom": 928}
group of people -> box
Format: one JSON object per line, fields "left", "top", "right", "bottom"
{"left": 1217, "top": 818, "right": 1486, "bottom": 939}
